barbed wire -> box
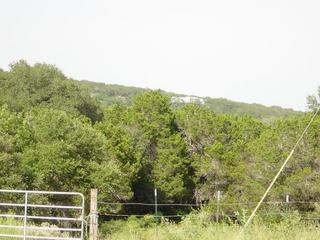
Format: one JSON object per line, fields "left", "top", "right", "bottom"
{"left": 98, "top": 202, "right": 200, "bottom": 207}
{"left": 98, "top": 200, "right": 320, "bottom": 207}
{"left": 99, "top": 213, "right": 188, "bottom": 218}
{"left": 98, "top": 212, "right": 320, "bottom": 220}
{"left": 98, "top": 200, "right": 320, "bottom": 221}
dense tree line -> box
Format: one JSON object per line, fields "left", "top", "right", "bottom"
{"left": 0, "top": 61, "right": 319, "bottom": 218}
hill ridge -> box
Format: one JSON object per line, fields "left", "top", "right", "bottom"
{"left": 74, "top": 80, "right": 302, "bottom": 121}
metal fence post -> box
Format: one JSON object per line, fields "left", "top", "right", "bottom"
{"left": 89, "top": 189, "right": 98, "bottom": 240}
{"left": 23, "top": 192, "right": 28, "bottom": 240}
{"left": 285, "top": 194, "right": 290, "bottom": 213}
{"left": 154, "top": 189, "right": 158, "bottom": 240}
{"left": 216, "top": 190, "right": 221, "bottom": 223}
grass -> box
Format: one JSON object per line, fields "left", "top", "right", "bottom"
{"left": 100, "top": 212, "right": 320, "bottom": 240}
{"left": 102, "top": 223, "right": 320, "bottom": 240}
{"left": 1, "top": 211, "right": 320, "bottom": 240}
{"left": 0, "top": 217, "right": 76, "bottom": 239}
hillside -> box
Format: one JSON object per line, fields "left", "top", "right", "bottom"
{"left": 75, "top": 80, "right": 302, "bottom": 121}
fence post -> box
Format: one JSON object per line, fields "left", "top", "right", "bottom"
{"left": 285, "top": 194, "right": 290, "bottom": 213}
{"left": 23, "top": 192, "right": 28, "bottom": 240}
{"left": 216, "top": 190, "right": 221, "bottom": 223}
{"left": 154, "top": 188, "right": 158, "bottom": 240}
{"left": 89, "top": 189, "right": 98, "bottom": 240}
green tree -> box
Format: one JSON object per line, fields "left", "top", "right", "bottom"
{"left": 95, "top": 104, "right": 141, "bottom": 183}
{"left": 307, "top": 86, "right": 320, "bottom": 111}
{"left": 152, "top": 133, "right": 194, "bottom": 202}
{"left": 0, "top": 60, "right": 103, "bottom": 122}
{"left": 0, "top": 105, "right": 27, "bottom": 189}
{"left": 127, "top": 91, "right": 195, "bottom": 205}
{"left": 20, "top": 108, "right": 132, "bottom": 203}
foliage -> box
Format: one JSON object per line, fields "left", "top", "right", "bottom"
{"left": 307, "top": 86, "right": 320, "bottom": 108}
{"left": 1, "top": 60, "right": 320, "bottom": 223}
{"left": 75, "top": 79, "right": 301, "bottom": 122}
{"left": 0, "top": 60, "right": 103, "bottom": 122}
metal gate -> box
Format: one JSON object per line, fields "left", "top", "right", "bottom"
{"left": 0, "top": 190, "right": 85, "bottom": 240}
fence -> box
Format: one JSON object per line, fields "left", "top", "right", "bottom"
{"left": 4, "top": 189, "right": 316, "bottom": 240}
{"left": 98, "top": 201, "right": 320, "bottom": 220}
{"left": 0, "top": 189, "right": 85, "bottom": 240}
{"left": 96, "top": 191, "right": 320, "bottom": 223}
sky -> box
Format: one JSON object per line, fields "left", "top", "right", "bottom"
{"left": 1, "top": 0, "right": 319, "bottom": 111}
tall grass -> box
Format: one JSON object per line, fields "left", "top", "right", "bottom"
{"left": 103, "top": 223, "right": 320, "bottom": 240}
{"left": 101, "top": 212, "right": 320, "bottom": 240}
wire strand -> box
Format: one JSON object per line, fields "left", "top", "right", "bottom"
{"left": 98, "top": 201, "right": 320, "bottom": 207}
{"left": 98, "top": 202, "right": 202, "bottom": 207}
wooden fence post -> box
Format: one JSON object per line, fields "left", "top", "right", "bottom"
{"left": 89, "top": 189, "right": 98, "bottom": 240}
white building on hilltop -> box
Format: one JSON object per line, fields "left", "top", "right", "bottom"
{"left": 171, "top": 96, "right": 205, "bottom": 105}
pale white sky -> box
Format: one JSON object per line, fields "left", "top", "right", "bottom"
{"left": 1, "top": 0, "right": 319, "bottom": 110}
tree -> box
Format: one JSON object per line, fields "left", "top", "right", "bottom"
{"left": 152, "top": 133, "right": 194, "bottom": 202}
{"left": 307, "top": 86, "right": 320, "bottom": 111}
{"left": 20, "top": 108, "right": 132, "bottom": 203}
{"left": 0, "top": 60, "right": 103, "bottom": 122}
{"left": 0, "top": 105, "right": 27, "bottom": 190}
{"left": 131, "top": 92, "right": 198, "bottom": 208}
{"left": 95, "top": 104, "right": 141, "bottom": 184}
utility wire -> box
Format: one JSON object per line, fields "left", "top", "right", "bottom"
{"left": 237, "top": 107, "right": 320, "bottom": 238}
